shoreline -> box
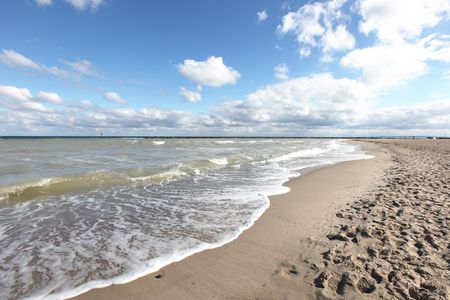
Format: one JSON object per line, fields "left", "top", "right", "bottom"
{"left": 72, "top": 141, "right": 387, "bottom": 299}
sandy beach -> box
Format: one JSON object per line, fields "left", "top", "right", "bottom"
{"left": 73, "top": 139, "right": 449, "bottom": 300}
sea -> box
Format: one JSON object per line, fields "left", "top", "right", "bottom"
{"left": 0, "top": 138, "right": 372, "bottom": 299}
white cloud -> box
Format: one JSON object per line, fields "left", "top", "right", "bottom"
{"left": 0, "top": 84, "right": 48, "bottom": 112}
{"left": 65, "top": 0, "right": 105, "bottom": 11}
{"left": 0, "top": 79, "right": 449, "bottom": 136}
{"left": 81, "top": 100, "right": 93, "bottom": 106}
{"left": 62, "top": 59, "right": 97, "bottom": 76}
{"left": 364, "top": 101, "right": 450, "bottom": 131}
{"left": 0, "top": 85, "right": 33, "bottom": 101}
{"left": 299, "top": 47, "right": 312, "bottom": 57}
{"left": 217, "top": 73, "right": 371, "bottom": 126}
{"left": 20, "top": 101, "right": 48, "bottom": 112}
{"left": 104, "top": 92, "right": 128, "bottom": 105}
{"left": 0, "top": 105, "right": 203, "bottom": 135}
{"left": 180, "top": 86, "right": 202, "bottom": 103}
{"left": 0, "top": 49, "right": 76, "bottom": 79}
{"left": 257, "top": 9, "right": 268, "bottom": 23}
{"left": 0, "top": 49, "right": 40, "bottom": 70}
{"left": 214, "top": 74, "right": 450, "bottom": 135}
{"left": 425, "top": 34, "right": 450, "bottom": 62}
{"left": 357, "top": 0, "right": 450, "bottom": 44}
{"left": 273, "top": 63, "right": 289, "bottom": 80}
{"left": 322, "top": 24, "right": 355, "bottom": 53}
{"left": 44, "top": 66, "right": 73, "bottom": 78}
{"left": 36, "top": 0, "right": 52, "bottom": 6}
{"left": 36, "top": 91, "right": 64, "bottom": 104}
{"left": 178, "top": 56, "right": 241, "bottom": 87}
{"left": 34, "top": 0, "right": 105, "bottom": 11}
{"left": 444, "top": 70, "right": 450, "bottom": 80}
{"left": 341, "top": 43, "right": 428, "bottom": 90}
{"left": 341, "top": 34, "right": 450, "bottom": 91}
{"left": 277, "top": 0, "right": 355, "bottom": 59}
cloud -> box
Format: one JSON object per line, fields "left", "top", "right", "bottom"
{"left": 0, "top": 101, "right": 212, "bottom": 135}
{"left": 0, "top": 84, "right": 48, "bottom": 112}
{"left": 0, "top": 50, "right": 103, "bottom": 80}
{"left": 0, "top": 84, "right": 33, "bottom": 101}
{"left": 180, "top": 86, "right": 202, "bottom": 103}
{"left": 35, "top": 0, "right": 52, "bottom": 6}
{"left": 34, "top": 0, "right": 105, "bottom": 11}
{"left": 273, "top": 63, "right": 289, "bottom": 80}
{"left": 0, "top": 79, "right": 449, "bottom": 136}
{"left": 0, "top": 49, "right": 40, "bottom": 70}
{"left": 214, "top": 74, "right": 450, "bottom": 135}
{"left": 357, "top": 0, "right": 450, "bottom": 44}
{"left": 363, "top": 101, "right": 450, "bottom": 131}
{"left": 104, "top": 92, "right": 128, "bottom": 104}
{"left": 35, "top": 91, "right": 64, "bottom": 104}
{"left": 257, "top": 10, "right": 268, "bottom": 23}
{"left": 65, "top": 0, "right": 105, "bottom": 11}
{"left": 35, "top": 0, "right": 106, "bottom": 12}
{"left": 216, "top": 73, "right": 371, "bottom": 126}
{"left": 61, "top": 58, "right": 98, "bottom": 76}
{"left": 341, "top": 43, "right": 428, "bottom": 90}
{"left": 81, "top": 100, "right": 93, "bottom": 106}
{"left": 277, "top": 0, "right": 355, "bottom": 59}
{"left": 341, "top": 34, "right": 450, "bottom": 91}
{"left": 177, "top": 56, "right": 241, "bottom": 87}
{"left": 3, "top": 0, "right": 450, "bottom": 136}
{"left": 0, "top": 49, "right": 76, "bottom": 79}
{"left": 19, "top": 101, "right": 48, "bottom": 112}
{"left": 444, "top": 70, "right": 450, "bottom": 80}
{"left": 322, "top": 24, "right": 355, "bottom": 60}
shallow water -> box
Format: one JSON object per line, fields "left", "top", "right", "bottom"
{"left": 0, "top": 138, "right": 371, "bottom": 299}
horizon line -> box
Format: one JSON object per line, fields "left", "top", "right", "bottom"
{"left": 1, "top": 135, "right": 448, "bottom": 139}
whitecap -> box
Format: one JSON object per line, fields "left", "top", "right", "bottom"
{"left": 208, "top": 157, "right": 228, "bottom": 165}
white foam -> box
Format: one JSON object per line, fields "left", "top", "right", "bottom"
{"left": 208, "top": 157, "right": 228, "bottom": 165}
{"left": 129, "top": 169, "right": 187, "bottom": 183}
{"left": 269, "top": 147, "right": 325, "bottom": 162}
{"left": 26, "top": 171, "right": 293, "bottom": 300}
{"left": 153, "top": 141, "right": 166, "bottom": 145}
{"left": 214, "top": 140, "right": 235, "bottom": 144}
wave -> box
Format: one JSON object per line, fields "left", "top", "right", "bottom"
{"left": 214, "top": 140, "right": 235, "bottom": 144}
{"left": 30, "top": 183, "right": 291, "bottom": 300}
{"left": 153, "top": 141, "right": 165, "bottom": 145}
{"left": 269, "top": 147, "right": 325, "bottom": 162}
{"left": 0, "top": 172, "right": 130, "bottom": 204}
{"left": 0, "top": 140, "right": 361, "bottom": 205}
{"left": 0, "top": 139, "right": 375, "bottom": 299}
{"left": 0, "top": 167, "right": 182, "bottom": 204}
{"left": 208, "top": 157, "right": 228, "bottom": 165}
{"left": 0, "top": 158, "right": 236, "bottom": 204}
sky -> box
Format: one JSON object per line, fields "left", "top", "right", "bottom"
{"left": 0, "top": 0, "right": 450, "bottom": 136}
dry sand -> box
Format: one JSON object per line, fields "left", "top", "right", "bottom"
{"left": 73, "top": 139, "right": 449, "bottom": 300}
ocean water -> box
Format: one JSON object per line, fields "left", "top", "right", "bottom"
{"left": 0, "top": 138, "right": 372, "bottom": 299}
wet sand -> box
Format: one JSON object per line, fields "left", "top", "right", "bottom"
{"left": 73, "top": 140, "right": 449, "bottom": 299}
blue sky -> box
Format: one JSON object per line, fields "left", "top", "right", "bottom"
{"left": 1, "top": 0, "right": 450, "bottom": 136}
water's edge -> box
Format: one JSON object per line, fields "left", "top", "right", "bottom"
{"left": 30, "top": 142, "right": 374, "bottom": 300}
